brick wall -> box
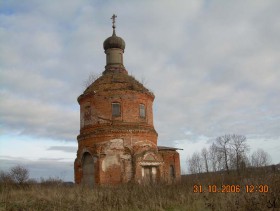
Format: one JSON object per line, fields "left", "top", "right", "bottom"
{"left": 75, "top": 71, "right": 181, "bottom": 185}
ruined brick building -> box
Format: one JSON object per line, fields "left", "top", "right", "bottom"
{"left": 74, "top": 15, "right": 181, "bottom": 186}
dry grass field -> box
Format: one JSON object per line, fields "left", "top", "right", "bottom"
{"left": 0, "top": 169, "right": 279, "bottom": 211}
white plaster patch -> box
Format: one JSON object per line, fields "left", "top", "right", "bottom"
{"left": 120, "top": 154, "right": 131, "bottom": 160}
{"left": 102, "top": 155, "right": 119, "bottom": 171}
{"left": 135, "top": 140, "right": 157, "bottom": 148}
{"left": 108, "top": 139, "right": 124, "bottom": 150}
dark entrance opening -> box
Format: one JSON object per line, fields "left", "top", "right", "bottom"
{"left": 169, "top": 164, "right": 176, "bottom": 182}
{"left": 82, "top": 152, "right": 94, "bottom": 188}
{"left": 143, "top": 166, "right": 157, "bottom": 184}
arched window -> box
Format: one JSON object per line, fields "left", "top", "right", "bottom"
{"left": 170, "top": 165, "right": 175, "bottom": 178}
{"left": 112, "top": 103, "right": 121, "bottom": 117}
{"left": 139, "top": 104, "right": 146, "bottom": 118}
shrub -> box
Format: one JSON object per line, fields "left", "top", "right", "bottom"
{"left": 10, "top": 165, "right": 29, "bottom": 184}
{"left": 0, "top": 170, "right": 14, "bottom": 185}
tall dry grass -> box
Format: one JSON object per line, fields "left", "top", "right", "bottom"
{"left": 0, "top": 170, "right": 279, "bottom": 211}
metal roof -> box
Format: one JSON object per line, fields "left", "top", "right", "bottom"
{"left": 158, "top": 146, "right": 183, "bottom": 151}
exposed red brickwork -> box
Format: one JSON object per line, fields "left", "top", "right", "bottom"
{"left": 159, "top": 150, "right": 181, "bottom": 183}
{"left": 74, "top": 27, "right": 181, "bottom": 186}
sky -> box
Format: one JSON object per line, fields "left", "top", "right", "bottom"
{"left": 0, "top": 0, "right": 279, "bottom": 181}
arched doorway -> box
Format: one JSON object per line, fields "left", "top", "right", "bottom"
{"left": 82, "top": 152, "right": 94, "bottom": 187}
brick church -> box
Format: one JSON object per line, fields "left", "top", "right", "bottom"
{"left": 74, "top": 15, "right": 181, "bottom": 186}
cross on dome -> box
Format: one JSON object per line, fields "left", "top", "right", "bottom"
{"left": 103, "top": 14, "right": 125, "bottom": 51}
{"left": 111, "top": 14, "right": 117, "bottom": 29}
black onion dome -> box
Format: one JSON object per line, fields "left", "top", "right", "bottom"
{"left": 103, "top": 32, "right": 125, "bottom": 51}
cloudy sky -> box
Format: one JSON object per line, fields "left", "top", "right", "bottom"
{"left": 1, "top": 0, "right": 279, "bottom": 181}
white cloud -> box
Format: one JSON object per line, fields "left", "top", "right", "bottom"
{"left": 0, "top": 135, "right": 77, "bottom": 160}
{"left": 0, "top": 91, "right": 79, "bottom": 140}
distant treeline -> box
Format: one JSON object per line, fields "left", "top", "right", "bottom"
{"left": 187, "top": 134, "right": 275, "bottom": 175}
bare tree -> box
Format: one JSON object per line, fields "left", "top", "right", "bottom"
{"left": 239, "top": 154, "right": 250, "bottom": 172}
{"left": 201, "top": 147, "right": 209, "bottom": 173}
{"left": 229, "top": 134, "right": 249, "bottom": 174}
{"left": 83, "top": 73, "right": 100, "bottom": 89}
{"left": 188, "top": 152, "right": 203, "bottom": 174}
{"left": 215, "top": 135, "right": 232, "bottom": 174}
{"left": 187, "top": 135, "right": 253, "bottom": 175}
{"left": 208, "top": 143, "right": 220, "bottom": 172}
{"left": 251, "top": 149, "right": 272, "bottom": 167}
{"left": 187, "top": 156, "right": 195, "bottom": 174}
{"left": 10, "top": 165, "right": 29, "bottom": 184}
